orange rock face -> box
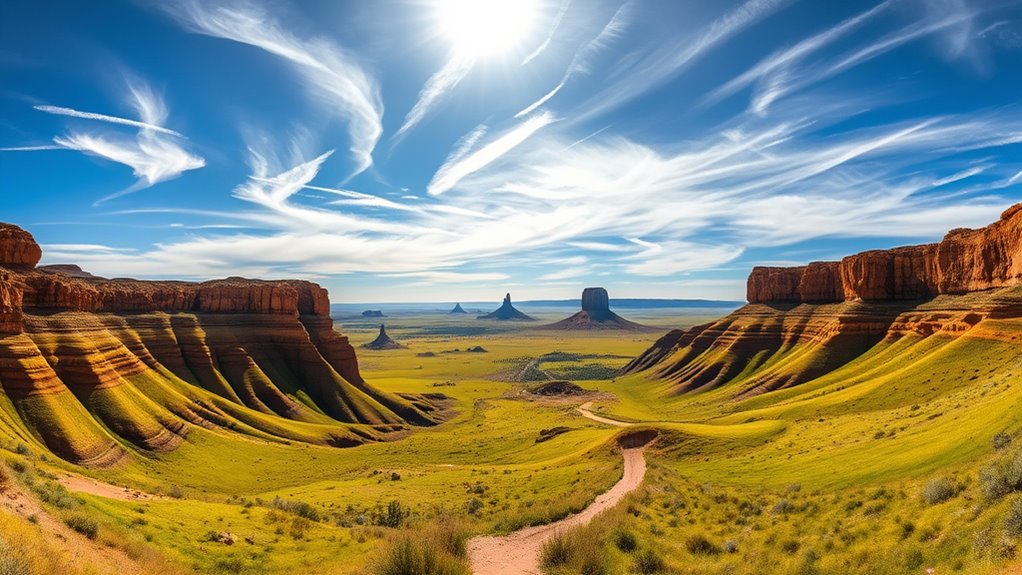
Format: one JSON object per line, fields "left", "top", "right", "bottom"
{"left": 749, "top": 203, "right": 1022, "bottom": 302}
{"left": 0, "top": 269, "right": 23, "bottom": 334}
{"left": 0, "top": 223, "right": 42, "bottom": 268}
{"left": 746, "top": 266, "right": 805, "bottom": 303}
{"left": 0, "top": 222, "right": 441, "bottom": 464}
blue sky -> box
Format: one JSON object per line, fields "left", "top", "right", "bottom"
{"left": 1, "top": 0, "right": 1021, "bottom": 303}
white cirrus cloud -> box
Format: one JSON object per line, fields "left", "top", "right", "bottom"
{"left": 428, "top": 111, "right": 557, "bottom": 196}
{"left": 164, "top": 0, "right": 382, "bottom": 175}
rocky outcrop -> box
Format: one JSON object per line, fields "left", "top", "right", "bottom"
{"left": 629, "top": 202, "right": 1022, "bottom": 400}
{"left": 0, "top": 269, "right": 23, "bottom": 334}
{"left": 544, "top": 287, "right": 654, "bottom": 331}
{"left": 477, "top": 293, "right": 535, "bottom": 321}
{"left": 581, "top": 287, "right": 610, "bottom": 312}
{"left": 749, "top": 204, "right": 1022, "bottom": 303}
{"left": 0, "top": 222, "right": 440, "bottom": 465}
{"left": 37, "top": 264, "right": 100, "bottom": 278}
{"left": 0, "top": 223, "right": 42, "bottom": 268}
{"left": 362, "top": 324, "right": 404, "bottom": 350}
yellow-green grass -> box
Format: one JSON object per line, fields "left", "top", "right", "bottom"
{"left": 8, "top": 307, "right": 1022, "bottom": 573}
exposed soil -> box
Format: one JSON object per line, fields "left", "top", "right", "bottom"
{"left": 578, "top": 401, "right": 631, "bottom": 427}
{"left": 467, "top": 403, "right": 649, "bottom": 575}
{"left": 0, "top": 481, "right": 148, "bottom": 575}
{"left": 57, "top": 472, "right": 160, "bottom": 501}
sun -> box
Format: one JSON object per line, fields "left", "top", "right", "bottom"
{"left": 434, "top": 0, "right": 541, "bottom": 58}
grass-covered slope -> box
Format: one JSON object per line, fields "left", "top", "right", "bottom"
{"left": 0, "top": 309, "right": 442, "bottom": 465}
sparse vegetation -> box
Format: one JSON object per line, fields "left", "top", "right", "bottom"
{"left": 4, "top": 308, "right": 1022, "bottom": 575}
{"left": 922, "top": 476, "right": 959, "bottom": 504}
{"left": 633, "top": 549, "right": 664, "bottom": 574}
{"left": 63, "top": 514, "right": 99, "bottom": 539}
{"left": 0, "top": 536, "right": 30, "bottom": 575}
{"left": 372, "top": 520, "right": 471, "bottom": 575}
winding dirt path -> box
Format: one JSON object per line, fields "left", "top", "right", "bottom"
{"left": 0, "top": 482, "right": 148, "bottom": 575}
{"left": 57, "top": 472, "right": 160, "bottom": 501}
{"left": 467, "top": 403, "right": 645, "bottom": 575}
{"left": 577, "top": 401, "right": 631, "bottom": 427}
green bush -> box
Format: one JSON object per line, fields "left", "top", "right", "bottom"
{"left": 540, "top": 533, "right": 571, "bottom": 568}
{"left": 372, "top": 538, "right": 470, "bottom": 575}
{"left": 772, "top": 498, "right": 795, "bottom": 514}
{"left": 374, "top": 500, "right": 407, "bottom": 528}
{"left": 578, "top": 548, "right": 608, "bottom": 575}
{"left": 64, "top": 513, "right": 99, "bottom": 539}
{"left": 613, "top": 529, "right": 637, "bottom": 552}
{"left": 685, "top": 534, "right": 720, "bottom": 555}
{"left": 922, "top": 477, "right": 959, "bottom": 505}
{"left": 271, "top": 496, "right": 322, "bottom": 521}
{"left": 633, "top": 549, "right": 664, "bottom": 574}
{"left": 31, "top": 481, "right": 78, "bottom": 509}
{"left": 979, "top": 447, "right": 1022, "bottom": 501}
{"left": 0, "top": 536, "right": 31, "bottom": 575}
{"left": 1005, "top": 497, "right": 1022, "bottom": 537}
{"left": 427, "top": 519, "right": 469, "bottom": 559}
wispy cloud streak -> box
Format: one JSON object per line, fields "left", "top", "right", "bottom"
{"left": 164, "top": 0, "right": 382, "bottom": 175}
{"left": 521, "top": 0, "right": 572, "bottom": 65}
{"left": 9, "top": 80, "right": 205, "bottom": 204}
{"left": 428, "top": 111, "right": 557, "bottom": 195}
{"left": 34, "top": 104, "right": 184, "bottom": 136}
{"left": 394, "top": 55, "right": 474, "bottom": 142}
{"left": 516, "top": 3, "right": 629, "bottom": 118}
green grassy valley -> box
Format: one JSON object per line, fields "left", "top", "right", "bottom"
{"left": 4, "top": 295, "right": 1022, "bottom": 574}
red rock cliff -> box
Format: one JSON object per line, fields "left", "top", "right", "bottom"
{"left": 0, "top": 222, "right": 441, "bottom": 463}
{"left": 748, "top": 203, "right": 1022, "bottom": 303}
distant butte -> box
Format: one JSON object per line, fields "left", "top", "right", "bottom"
{"left": 543, "top": 287, "right": 655, "bottom": 331}
{"left": 477, "top": 293, "right": 535, "bottom": 321}
{"left": 449, "top": 302, "right": 467, "bottom": 314}
{"left": 362, "top": 324, "right": 404, "bottom": 350}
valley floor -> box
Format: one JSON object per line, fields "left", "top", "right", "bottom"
{"left": 3, "top": 307, "right": 1022, "bottom": 574}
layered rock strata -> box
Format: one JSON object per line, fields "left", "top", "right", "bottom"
{"left": 748, "top": 205, "right": 1022, "bottom": 303}
{"left": 0, "top": 224, "right": 439, "bottom": 464}
{"left": 627, "top": 203, "right": 1022, "bottom": 399}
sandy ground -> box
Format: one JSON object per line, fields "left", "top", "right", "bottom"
{"left": 57, "top": 472, "right": 159, "bottom": 501}
{"left": 467, "top": 403, "right": 644, "bottom": 575}
{"left": 577, "top": 401, "right": 631, "bottom": 427}
{"left": 0, "top": 481, "right": 148, "bottom": 575}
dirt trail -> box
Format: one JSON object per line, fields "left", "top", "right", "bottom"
{"left": 467, "top": 403, "right": 645, "bottom": 575}
{"left": 578, "top": 401, "right": 632, "bottom": 427}
{"left": 57, "top": 472, "right": 159, "bottom": 501}
{"left": 0, "top": 482, "right": 148, "bottom": 575}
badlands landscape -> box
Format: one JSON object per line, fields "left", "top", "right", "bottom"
{"left": 3, "top": 0, "right": 1022, "bottom": 573}
{"left": 5, "top": 205, "right": 1022, "bottom": 574}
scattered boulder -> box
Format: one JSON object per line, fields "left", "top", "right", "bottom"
{"left": 0, "top": 223, "right": 42, "bottom": 268}
{"left": 449, "top": 303, "right": 467, "bottom": 314}
{"left": 362, "top": 324, "right": 404, "bottom": 350}
{"left": 207, "top": 532, "right": 237, "bottom": 545}
{"left": 477, "top": 293, "right": 535, "bottom": 321}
